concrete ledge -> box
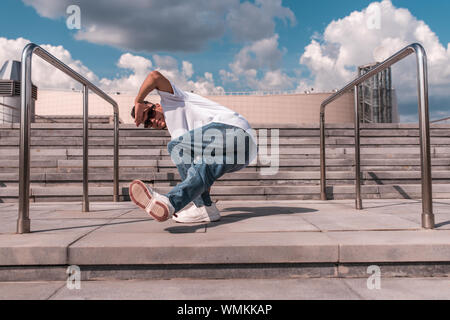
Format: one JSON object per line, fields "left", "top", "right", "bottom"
{"left": 0, "top": 264, "right": 336, "bottom": 281}
{"left": 3, "top": 231, "right": 447, "bottom": 267}
{"left": 0, "top": 233, "right": 80, "bottom": 266}
{"left": 329, "top": 230, "right": 450, "bottom": 263}
{"left": 1, "top": 262, "right": 449, "bottom": 281}
{"left": 68, "top": 232, "right": 338, "bottom": 265}
{"left": 0, "top": 200, "right": 449, "bottom": 281}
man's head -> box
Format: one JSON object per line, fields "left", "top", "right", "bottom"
{"left": 131, "top": 101, "right": 167, "bottom": 129}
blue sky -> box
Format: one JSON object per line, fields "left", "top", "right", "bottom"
{"left": 0, "top": 0, "right": 449, "bottom": 121}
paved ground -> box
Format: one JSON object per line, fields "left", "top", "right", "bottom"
{"left": 1, "top": 199, "right": 450, "bottom": 265}
{"left": 2, "top": 199, "right": 450, "bottom": 236}
{"left": 0, "top": 199, "right": 449, "bottom": 298}
{"left": 0, "top": 277, "right": 449, "bottom": 300}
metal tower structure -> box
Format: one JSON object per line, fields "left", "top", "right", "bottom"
{"left": 358, "top": 63, "right": 397, "bottom": 123}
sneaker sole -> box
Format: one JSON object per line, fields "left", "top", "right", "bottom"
{"left": 129, "top": 180, "right": 169, "bottom": 222}
{"left": 173, "top": 213, "right": 221, "bottom": 224}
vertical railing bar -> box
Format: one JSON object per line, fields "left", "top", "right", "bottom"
{"left": 113, "top": 111, "right": 119, "bottom": 202}
{"left": 319, "top": 43, "right": 435, "bottom": 229}
{"left": 17, "top": 45, "right": 33, "bottom": 234}
{"left": 17, "top": 43, "right": 120, "bottom": 233}
{"left": 354, "top": 85, "right": 362, "bottom": 209}
{"left": 416, "top": 47, "right": 434, "bottom": 229}
{"left": 320, "top": 112, "right": 327, "bottom": 200}
{"left": 82, "top": 85, "right": 89, "bottom": 212}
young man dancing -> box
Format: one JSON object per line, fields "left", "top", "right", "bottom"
{"left": 129, "top": 71, "right": 257, "bottom": 224}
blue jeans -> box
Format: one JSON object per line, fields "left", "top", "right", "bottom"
{"left": 164, "top": 122, "right": 256, "bottom": 213}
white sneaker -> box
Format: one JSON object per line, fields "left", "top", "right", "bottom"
{"left": 129, "top": 180, "right": 175, "bottom": 222}
{"left": 173, "top": 203, "right": 221, "bottom": 223}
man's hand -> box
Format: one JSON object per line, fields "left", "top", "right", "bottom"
{"left": 134, "top": 101, "right": 150, "bottom": 127}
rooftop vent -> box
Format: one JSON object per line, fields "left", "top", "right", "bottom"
{"left": 0, "top": 60, "right": 38, "bottom": 124}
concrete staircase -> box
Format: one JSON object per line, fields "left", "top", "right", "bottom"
{"left": 1, "top": 122, "right": 450, "bottom": 203}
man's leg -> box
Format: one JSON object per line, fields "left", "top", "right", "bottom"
{"left": 165, "top": 123, "right": 253, "bottom": 213}
{"left": 167, "top": 136, "right": 213, "bottom": 208}
{"left": 130, "top": 123, "right": 254, "bottom": 221}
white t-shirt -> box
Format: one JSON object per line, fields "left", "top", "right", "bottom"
{"left": 157, "top": 81, "right": 257, "bottom": 151}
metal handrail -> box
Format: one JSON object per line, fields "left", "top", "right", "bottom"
{"left": 431, "top": 117, "right": 450, "bottom": 124}
{"left": 319, "top": 43, "right": 435, "bottom": 229}
{"left": 17, "top": 43, "right": 120, "bottom": 234}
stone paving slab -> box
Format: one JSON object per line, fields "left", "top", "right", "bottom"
{"left": 341, "top": 277, "right": 450, "bottom": 300}
{"left": 0, "top": 281, "right": 65, "bottom": 300}
{"left": 0, "top": 218, "right": 112, "bottom": 235}
{"left": 204, "top": 215, "right": 319, "bottom": 233}
{"left": 96, "top": 218, "right": 207, "bottom": 234}
{"left": 300, "top": 211, "right": 421, "bottom": 231}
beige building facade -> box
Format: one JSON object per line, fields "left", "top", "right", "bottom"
{"left": 35, "top": 89, "right": 355, "bottom": 125}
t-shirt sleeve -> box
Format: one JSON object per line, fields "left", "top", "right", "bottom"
{"left": 157, "top": 80, "right": 185, "bottom": 101}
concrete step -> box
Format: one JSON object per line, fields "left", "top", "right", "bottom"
{"left": 0, "top": 199, "right": 449, "bottom": 281}
{"left": 2, "top": 124, "right": 450, "bottom": 135}
{"left": 2, "top": 184, "right": 450, "bottom": 201}
{"left": 3, "top": 136, "right": 450, "bottom": 147}
{"left": 2, "top": 158, "right": 449, "bottom": 169}
{"left": 2, "top": 145, "right": 450, "bottom": 155}
{"left": 2, "top": 171, "right": 450, "bottom": 183}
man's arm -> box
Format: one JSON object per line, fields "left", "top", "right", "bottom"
{"left": 134, "top": 71, "right": 173, "bottom": 126}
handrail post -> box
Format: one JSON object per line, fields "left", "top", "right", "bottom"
{"left": 17, "top": 44, "right": 35, "bottom": 234}
{"left": 82, "top": 85, "right": 89, "bottom": 212}
{"left": 16, "top": 43, "right": 120, "bottom": 233}
{"left": 414, "top": 44, "right": 434, "bottom": 229}
{"left": 354, "top": 85, "right": 362, "bottom": 209}
{"left": 319, "top": 110, "right": 327, "bottom": 200}
{"left": 113, "top": 110, "right": 119, "bottom": 202}
{"left": 319, "top": 43, "right": 434, "bottom": 229}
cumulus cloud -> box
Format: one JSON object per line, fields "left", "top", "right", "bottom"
{"left": 220, "top": 34, "right": 294, "bottom": 90}
{"left": 299, "top": 0, "right": 450, "bottom": 119}
{"left": 230, "top": 35, "right": 283, "bottom": 74}
{"left": 22, "top": 0, "right": 295, "bottom": 52}
{"left": 21, "top": 0, "right": 297, "bottom": 93}
{"left": 99, "top": 52, "right": 224, "bottom": 95}
{"left": 226, "top": 0, "right": 295, "bottom": 42}
{"left": 0, "top": 36, "right": 224, "bottom": 95}
{"left": 99, "top": 53, "right": 152, "bottom": 92}
{"left": 0, "top": 36, "right": 97, "bottom": 89}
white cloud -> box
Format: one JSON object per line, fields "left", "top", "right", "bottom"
{"left": 221, "top": 34, "right": 293, "bottom": 90}
{"left": 0, "top": 36, "right": 224, "bottom": 95}
{"left": 259, "top": 70, "right": 293, "bottom": 90}
{"left": 230, "top": 35, "right": 283, "bottom": 74}
{"left": 300, "top": 0, "right": 450, "bottom": 99}
{"left": 99, "top": 53, "right": 152, "bottom": 92}
{"left": 226, "top": 0, "right": 296, "bottom": 42}
{"left": 298, "top": 0, "right": 450, "bottom": 121}
{"left": 100, "top": 52, "right": 224, "bottom": 95}
{"left": 21, "top": 0, "right": 297, "bottom": 93}
{"left": 23, "top": 0, "right": 295, "bottom": 52}
{"left": 117, "top": 53, "right": 152, "bottom": 72}
{"left": 0, "top": 36, "right": 97, "bottom": 89}
{"left": 182, "top": 61, "right": 194, "bottom": 79}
